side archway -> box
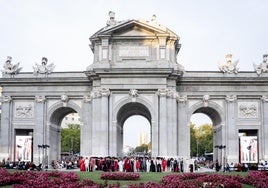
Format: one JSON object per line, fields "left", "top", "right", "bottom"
{"left": 188, "top": 101, "right": 225, "bottom": 163}
{"left": 47, "top": 101, "right": 82, "bottom": 161}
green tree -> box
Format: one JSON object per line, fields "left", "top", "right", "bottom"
{"left": 61, "top": 124, "right": 80, "bottom": 154}
{"left": 134, "top": 144, "right": 149, "bottom": 153}
{"left": 190, "top": 123, "right": 213, "bottom": 157}
{"left": 190, "top": 122, "right": 197, "bottom": 156}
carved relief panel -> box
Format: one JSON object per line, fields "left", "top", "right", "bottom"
{"left": 238, "top": 102, "right": 258, "bottom": 119}
{"left": 14, "top": 102, "right": 34, "bottom": 118}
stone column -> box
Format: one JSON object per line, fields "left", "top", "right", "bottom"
{"left": 91, "top": 90, "right": 102, "bottom": 156}
{"left": 34, "top": 96, "right": 46, "bottom": 164}
{"left": 0, "top": 96, "right": 12, "bottom": 160}
{"left": 100, "top": 88, "right": 110, "bottom": 156}
{"left": 225, "top": 95, "right": 238, "bottom": 163}
{"left": 80, "top": 95, "right": 93, "bottom": 156}
{"left": 156, "top": 89, "right": 168, "bottom": 156}
{"left": 109, "top": 120, "right": 118, "bottom": 156}
{"left": 261, "top": 96, "right": 268, "bottom": 159}
{"left": 177, "top": 95, "right": 189, "bottom": 159}
{"left": 167, "top": 89, "right": 178, "bottom": 156}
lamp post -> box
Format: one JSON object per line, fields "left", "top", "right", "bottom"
{"left": 37, "top": 145, "right": 43, "bottom": 165}
{"left": 196, "top": 139, "right": 199, "bottom": 158}
{"left": 38, "top": 144, "right": 50, "bottom": 169}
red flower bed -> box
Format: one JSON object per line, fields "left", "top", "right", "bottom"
{"left": 0, "top": 168, "right": 101, "bottom": 188}
{"left": 101, "top": 172, "right": 140, "bottom": 180}
{"left": 1, "top": 168, "right": 268, "bottom": 187}
{"left": 130, "top": 171, "right": 268, "bottom": 188}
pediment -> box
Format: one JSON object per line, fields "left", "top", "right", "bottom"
{"left": 90, "top": 19, "right": 179, "bottom": 40}
{"left": 113, "top": 26, "right": 156, "bottom": 37}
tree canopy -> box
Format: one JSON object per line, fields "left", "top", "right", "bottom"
{"left": 190, "top": 122, "right": 213, "bottom": 157}
{"left": 61, "top": 124, "right": 80, "bottom": 154}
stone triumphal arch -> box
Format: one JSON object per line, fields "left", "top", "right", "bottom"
{"left": 1, "top": 13, "right": 268, "bottom": 166}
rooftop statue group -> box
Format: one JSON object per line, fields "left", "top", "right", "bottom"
{"left": 1, "top": 56, "right": 55, "bottom": 76}
{"left": 217, "top": 53, "right": 267, "bottom": 75}
{"left": 3, "top": 54, "right": 267, "bottom": 76}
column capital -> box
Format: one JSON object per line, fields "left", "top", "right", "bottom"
{"left": 156, "top": 88, "right": 168, "bottom": 97}
{"left": 225, "top": 95, "right": 237, "bottom": 103}
{"left": 99, "top": 88, "right": 110, "bottom": 97}
{"left": 167, "top": 89, "right": 177, "bottom": 99}
{"left": 83, "top": 95, "right": 93, "bottom": 103}
{"left": 0, "top": 95, "right": 12, "bottom": 103}
{"left": 261, "top": 95, "right": 268, "bottom": 103}
{"left": 176, "top": 95, "right": 187, "bottom": 103}
{"left": 35, "top": 95, "right": 46, "bottom": 103}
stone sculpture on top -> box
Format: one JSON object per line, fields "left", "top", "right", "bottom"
{"left": 219, "top": 54, "right": 239, "bottom": 74}
{"left": 1, "top": 56, "right": 22, "bottom": 76}
{"left": 253, "top": 54, "right": 268, "bottom": 76}
{"left": 33, "top": 57, "right": 55, "bottom": 76}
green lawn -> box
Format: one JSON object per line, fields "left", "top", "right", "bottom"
{"left": 77, "top": 171, "right": 169, "bottom": 186}
{"left": 4, "top": 169, "right": 255, "bottom": 187}
{"left": 77, "top": 171, "right": 253, "bottom": 187}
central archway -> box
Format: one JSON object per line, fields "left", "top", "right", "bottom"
{"left": 116, "top": 102, "right": 152, "bottom": 157}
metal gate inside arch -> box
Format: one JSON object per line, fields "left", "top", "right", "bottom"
{"left": 1, "top": 14, "right": 268, "bottom": 167}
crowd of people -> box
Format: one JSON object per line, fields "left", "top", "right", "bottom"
{"left": 2, "top": 156, "right": 268, "bottom": 173}
{"left": 76, "top": 156, "right": 185, "bottom": 173}
{"left": 1, "top": 158, "right": 42, "bottom": 171}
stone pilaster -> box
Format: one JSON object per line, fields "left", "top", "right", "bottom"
{"left": 34, "top": 96, "right": 46, "bottom": 164}
{"left": 225, "top": 95, "right": 238, "bottom": 163}
{"left": 100, "top": 88, "right": 110, "bottom": 156}
{"left": 176, "top": 95, "right": 190, "bottom": 158}
{"left": 109, "top": 120, "right": 118, "bottom": 156}
{"left": 261, "top": 96, "right": 268, "bottom": 160}
{"left": 80, "top": 95, "right": 93, "bottom": 156}
{"left": 0, "top": 96, "right": 12, "bottom": 160}
{"left": 156, "top": 89, "right": 168, "bottom": 156}
{"left": 167, "top": 89, "right": 178, "bottom": 156}
{"left": 91, "top": 90, "right": 101, "bottom": 156}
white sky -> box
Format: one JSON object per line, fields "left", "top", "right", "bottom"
{"left": 1, "top": 0, "right": 267, "bottom": 147}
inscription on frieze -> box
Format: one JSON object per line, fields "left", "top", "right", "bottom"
{"left": 119, "top": 46, "right": 149, "bottom": 57}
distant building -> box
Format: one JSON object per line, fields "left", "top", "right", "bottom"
{"left": 138, "top": 132, "right": 148, "bottom": 146}
{"left": 61, "top": 113, "right": 81, "bottom": 128}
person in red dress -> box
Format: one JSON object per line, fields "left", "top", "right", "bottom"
{"left": 79, "top": 156, "right": 86, "bottom": 171}
{"left": 123, "top": 157, "right": 132, "bottom": 172}
{"left": 136, "top": 158, "right": 141, "bottom": 172}
{"left": 162, "top": 158, "right": 167, "bottom": 172}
